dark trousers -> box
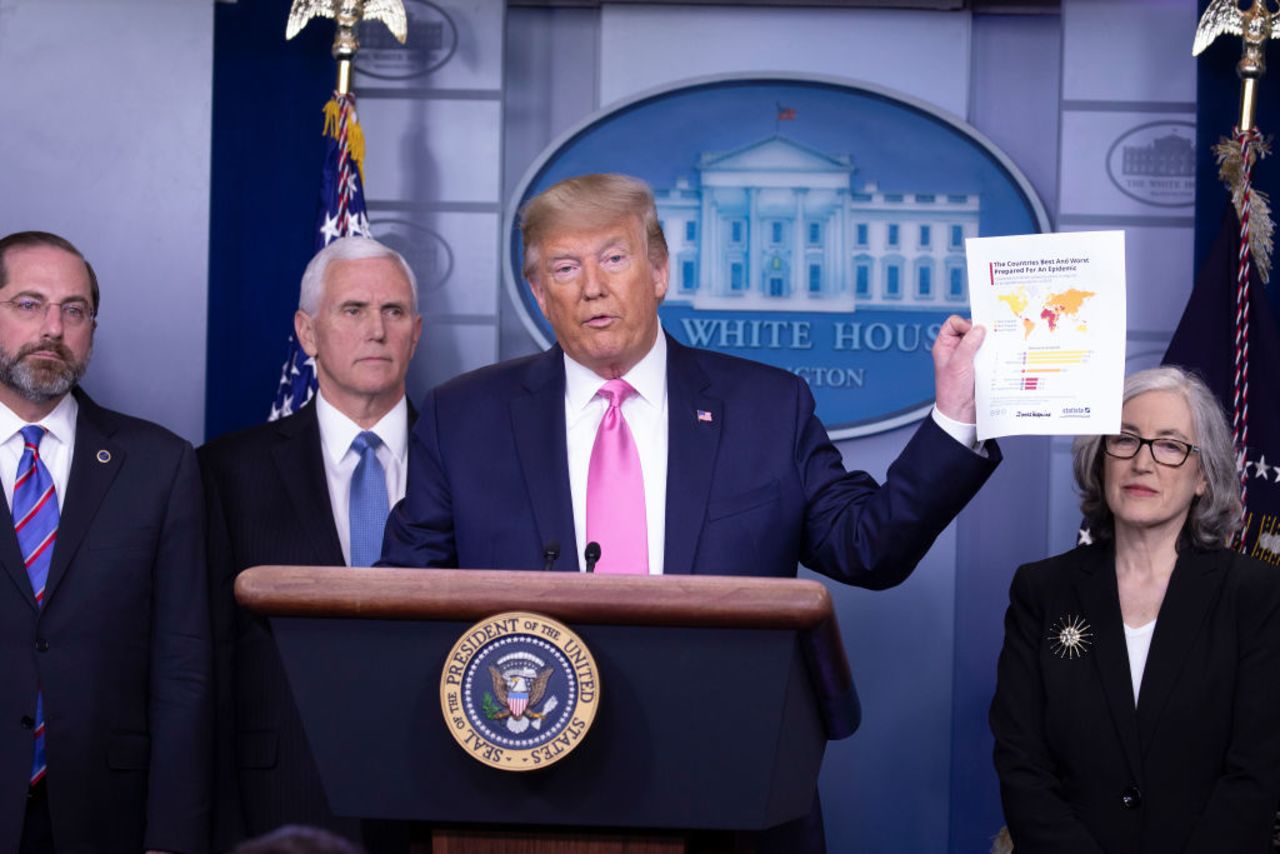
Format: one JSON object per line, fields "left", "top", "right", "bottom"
{"left": 20, "top": 780, "right": 53, "bottom": 854}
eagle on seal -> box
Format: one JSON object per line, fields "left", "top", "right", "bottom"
{"left": 489, "top": 665, "right": 554, "bottom": 720}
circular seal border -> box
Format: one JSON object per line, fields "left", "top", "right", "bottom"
{"left": 440, "top": 611, "right": 600, "bottom": 772}
{"left": 354, "top": 0, "right": 459, "bottom": 81}
{"left": 1104, "top": 119, "right": 1196, "bottom": 209}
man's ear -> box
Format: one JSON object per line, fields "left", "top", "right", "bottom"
{"left": 295, "top": 309, "right": 318, "bottom": 358}
{"left": 653, "top": 256, "right": 670, "bottom": 302}
{"left": 528, "top": 273, "right": 549, "bottom": 319}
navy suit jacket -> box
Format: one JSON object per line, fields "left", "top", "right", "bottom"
{"left": 991, "top": 545, "right": 1280, "bottom": 853}
{"left": 0, "top": 389, "right": 210, "bottom": 853}
{"left": 383, "top": 335, "right": 999, "bottom": 586}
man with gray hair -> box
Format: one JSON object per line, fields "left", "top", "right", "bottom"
{"left": 199, "top": 236, "right": 422, "bottom": 846}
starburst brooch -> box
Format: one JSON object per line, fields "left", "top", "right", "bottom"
{"left": 1048, "top": 614, "right": 1093, "bottom": 659}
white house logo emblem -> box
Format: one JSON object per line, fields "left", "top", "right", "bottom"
{"left": 354, "top": 0, "right": 457, "bottom": 80}
{"left": 506, "top": 76, "right": 1048, "bottom": 438}
{"left": 440, "top": 611, "right": 599, "bottom": 772}
{"left": 1105, "top": 121, "right": 1195, "bottom": 208}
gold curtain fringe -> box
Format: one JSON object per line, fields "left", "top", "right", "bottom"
{"left": 347, "top": 119, "right": 366, "bottom": 184}
{"left": 1215, "top": 134, "right": 1275, "bottom": 284}
{"left": 322, "top": 97, "right": 341, "bottom": 139}
{"left": 321, "top": 96, "right": 366, "bottom": 185}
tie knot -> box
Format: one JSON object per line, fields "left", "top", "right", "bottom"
{"left": 19, "top": 426, "right": 45, "bottom": 448}
{"left": 598, "top": 379, "right": 636, "bottom": 409}
{"left": 350, "top": 430, "right": 382, "bottom": 456}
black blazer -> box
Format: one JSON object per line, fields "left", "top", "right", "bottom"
{"left": 990, "top": 544, "right": 1280, "bottom": 853}
{"left": 0, "top": 389, "right": 211, "bottom": 853}
{"left": 199, "top": 400, "right": 411, "bottom": 848}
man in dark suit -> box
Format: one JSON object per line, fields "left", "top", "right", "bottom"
{"left": 0, "top": 231, "right": 209, "bottom": 853}
{"left": 383, "top": 173, "right": 997, "bottom": 580}
{"left": 199, "top": 237, "right": 421, "bottom": 848}
{"left": 379, "top": 174, "right": 999, "bottom": 847}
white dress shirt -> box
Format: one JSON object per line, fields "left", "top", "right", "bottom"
{"left": 564, "top": 334, "right": 669, "bottom": 574}
{"left": 0, "top": 394, "right": 77, "bottom": 511}
{"left": 315, "top": 391, "right": 409, "bottom": 566}
{"left": 562, "top": 333, "right": 983, "bottom": 575}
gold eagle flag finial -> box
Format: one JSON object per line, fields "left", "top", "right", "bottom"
{"left": 1194, "top": 0, "right": 1279, "bottom": 284}
{"left": 1193, "top": 0, "right": 1280, "bottom": 132}
{"left": 285, "top": 0, "right": 408, "bottom": 95}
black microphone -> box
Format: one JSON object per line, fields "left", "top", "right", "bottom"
{"left": 542, "top": 541, "right": 560, "bottom": 571}
{"left": 584, "top": 541, "right": 601, "bottom": 573}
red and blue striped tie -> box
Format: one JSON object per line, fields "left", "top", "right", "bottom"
{"left": 15, "top": 425, "right": 57, "bottom": 786}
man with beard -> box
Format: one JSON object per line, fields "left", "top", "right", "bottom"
{"left": 0, "top": 231, "right": 210, "bottom": 854}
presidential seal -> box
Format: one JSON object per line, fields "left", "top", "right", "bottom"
{"left": 440, "top": 611, "right": 599, "bottom": 771}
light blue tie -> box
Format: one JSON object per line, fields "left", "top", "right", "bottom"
{"left": 348, "top": 431, "right": 389, "bottom": 567}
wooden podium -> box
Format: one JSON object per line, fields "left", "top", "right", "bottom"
{"left": 236, "top": 566, "right": 859, "bottom": 852}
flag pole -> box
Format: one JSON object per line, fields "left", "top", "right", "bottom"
{"left": 268, "top": 0, "right": 408, "bottom": 421}
{"left": 285, "top": 1, "right": 408, "bottom": 94}
{"left": 1193, "top": 0, "right": 1279, "bottom": 536}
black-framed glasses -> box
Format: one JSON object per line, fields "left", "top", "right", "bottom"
{"left": 0, "top": 297, "right": 94, "bottom": 327}
{"left": 1103, "top": 433, "right": 1200, "bottom": 467}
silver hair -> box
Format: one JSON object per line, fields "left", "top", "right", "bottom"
{"left": 1073, "top": 365, "right": 1242, "bottom": 549}
{"left": 297, "top": 236, "right": 418, "bottom": 315}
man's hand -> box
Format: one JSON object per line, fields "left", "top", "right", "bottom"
{"left": 933, "top": 314, "right": 985, "bottom": 423}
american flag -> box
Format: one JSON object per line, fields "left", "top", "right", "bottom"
{"left": 268, "top": 91, "right": 372, "bottom": 421}
{"left": 1164, "top": 208, "right": 1280, "bottom": 564}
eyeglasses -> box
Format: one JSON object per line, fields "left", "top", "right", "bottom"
{"left": 0, "top": 297, "right": 95, "bottom": 327}
{"left": 1103, "top": 433, "right": 1200, "bottom": 467}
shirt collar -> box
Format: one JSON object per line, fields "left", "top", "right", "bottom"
{"left": 315, "top": 391, "right": 409, "bottom": 465}
{"left": 0, "top": 392, "right": 78, "bottom": 448}
{"left": 563, "top": 329, "right": 668, "bottom": 412}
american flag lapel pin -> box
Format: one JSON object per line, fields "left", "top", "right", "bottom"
{"left": 696, "top": 409, "right": 713, "bottom": 423}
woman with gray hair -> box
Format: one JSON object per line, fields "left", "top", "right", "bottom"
{"left": 990, "top": 365, "right": 1280, "bottom": 853}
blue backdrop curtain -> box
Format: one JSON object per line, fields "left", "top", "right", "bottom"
{"left": 206, "top": 0, "right": 333, "bottom": 440}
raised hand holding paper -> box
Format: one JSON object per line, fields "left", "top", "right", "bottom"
{"left": 966, "top": 230, "right": 1126, "bottom": 440}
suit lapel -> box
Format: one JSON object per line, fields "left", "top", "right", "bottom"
{"left": 0, "top": 474, "right": 34, "bottom": 610}
{"left": 663, "top": 337, "right": 721, "bottom": 576}
{"left": 510, "top": 348, "right": 576, "bottom": 569}
{"left": 43, "top": 390, "right": 124, "bottom": 606}
{"left": 1072, "top": 547, "right": 1144, "bottom": 783}
{"left": 1135, "top": 549, "right": 1223, "bottom": 751}
{"left": 273, "top": 403, "right": 345, "bottom": 566}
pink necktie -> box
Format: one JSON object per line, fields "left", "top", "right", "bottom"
{"left": 586, "top": 379, "right": 648, "bottom": 574}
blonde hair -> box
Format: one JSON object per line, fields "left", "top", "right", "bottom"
{"left": 519, "top": 173, "right": 669, "bottom": 282}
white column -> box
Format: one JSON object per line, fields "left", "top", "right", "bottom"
{"left": 701, "top": 190, "right": 716, "bottom": 294}
{"left": 793, "top": 188, "right": 807, "bottom": 297}
{"left": 747, "top": 187, "right": 760, "bottom": 293}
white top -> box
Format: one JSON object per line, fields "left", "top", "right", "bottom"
{"left": 1124, "top": 618, "right": 1157, "bottom": 704}
{"left": 0, "top": 394, "right": 78, "bottom": 511}
{"left": 561, "top": 333, "right": 981, "bottom": 574}
{"left": 315, "top": 391, "right": 409, "bottom": 565}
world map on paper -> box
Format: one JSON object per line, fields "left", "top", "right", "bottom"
{"left": 997, "top": 286, "right": 1097, "bottom": 340}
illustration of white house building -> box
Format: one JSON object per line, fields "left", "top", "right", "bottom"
{"left": 655, "top": 136, "right": 979, "bottom": 312}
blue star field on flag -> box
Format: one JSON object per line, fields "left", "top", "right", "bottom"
{"left": 1164, "top": 208, "right": 1280, "bottom": 564}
